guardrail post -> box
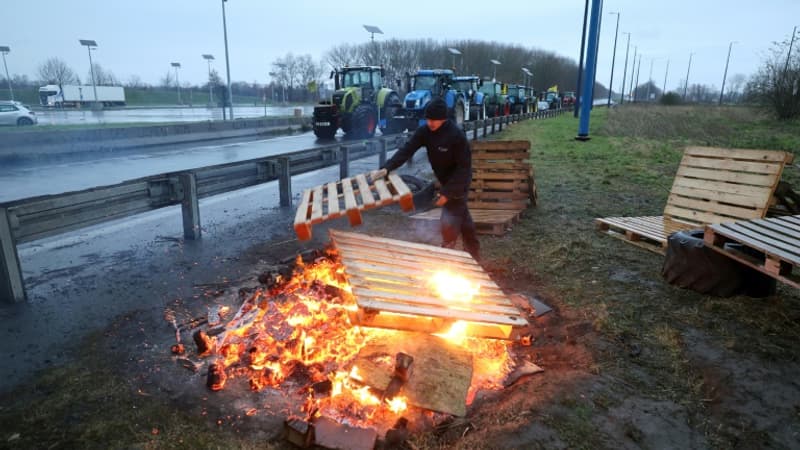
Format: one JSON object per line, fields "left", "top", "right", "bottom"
{"left": 498, "top": 117, "right": 503, "bottom": 132}
{"left": 483, "top": 119, "right": 488, "bottom": 137}
{"left": 473, "top": 120, "right": 478, "bottom": 140}
{"left": 339, "top": 145, "right": 350, "bottom": 178}
{"left": 379, "top": 139, "right": 387, "bottom": 168}
{"left": 0, "top": 207, "right": 25, "bottom": 303}
{"left": 178, "top": 173, "right": 201, "bottom": 240}
{"left": 491, "top": 118, "right": 496, "bottom": 134}
{"left": 279, "top": 157, "right": 292, "bottom": 207}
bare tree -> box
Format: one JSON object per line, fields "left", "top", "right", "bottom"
{"left": 126, "top": 75, "right": 144, "bottom": 89}
{"left": 86, "top": 63, "right": 119, "bottom": 86}
{"left": 37, "top": 57, "right": 77, "bottom": 85}
{"left": 747, "top": 35, "right": 800, "bottom": 119}
{"left": 160, "top": 70, "right": 174, "bottom": 89}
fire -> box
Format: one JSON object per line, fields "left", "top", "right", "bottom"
{"left": 186, "top": 253, "right": 511, "bottom": 431}
{"left": 429, "top": 270, "right": 481, "bottom": 303}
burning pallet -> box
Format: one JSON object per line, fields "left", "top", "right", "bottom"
{"left": 294, "top": 172, "right": 414, "bottom": 241}
{"left": 330, "top": 230, "right": 530, "bottom": 340}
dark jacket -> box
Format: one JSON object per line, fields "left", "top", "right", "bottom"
{"left": 381, "top": 121, "right": 471, "bottom": 199}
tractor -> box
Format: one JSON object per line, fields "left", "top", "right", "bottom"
{"left": 506, "top": 84, "right": 532, "bottom": 114}
{"left": 312, "top": 66, "right": 403, "bottom": 139}
{"left": 478, "top": 79, "right": 510, "bottom": 117}
{"left": 395, "top": 69, "right": 467, "bottom": 131}
{"left": 452, "top": 75, "right": 487, "bottom": 121}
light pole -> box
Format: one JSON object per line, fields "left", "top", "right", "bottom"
{"left": 79, "top": 39, "right": 99, "bottom": 107}
{"left": 619, "top": 32, "right": 630, "bottom": 105}
{"left": 683, "top": 52, "right": 694, "bottom": 100}
{"left": 447, "top": 47, "right": 461, "bottom": 71}
{"left": 607, "top": 11, "right": 620, "bottom": 107}
{"left": 221, "top": 0, "right": 233, "bottom": 119}
{"left": 490, "top": 59, "right": 501, "bottom": 81}
{"left": 276, "top": 63, "right": 287, "bottom": 104}
{"left": 629, "top": 45, "right": 637, "bottom": 102}
{"left": 633, "top": 53, "right": 641, "bottom": 102}
{"left": 171, "top": 62, "right": 182, "bottom": 105}
{"left": 719, "top": 41, "right": 737, "bottom": 105}
{"left": 522, "top": 67, "right": 532, "bottom": 87}
{"left": 202, "top": 54, "right": 215, "bottom": 106}
{"left": 268, "top": 71, "right": 277, "bottom": 105}
{"left": 784, "top": 26, "right": 797, "bottom": 77}
{"left": 363, "top": 25, "right": 383, "bottom": 65}
{"left": 662, "top": 59, "right": 670, "bottom": 98}
{"left": 645, "top": 57, "right": 656, "bottom": 102}
{"left": 0, "top": 46, "right": 12, "bottom": 101}
{"left": 575, "top": 0, "right": 590, "bottom": 117}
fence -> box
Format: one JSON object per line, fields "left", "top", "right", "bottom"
{"left": 0, "top": 108, "right": 565, "bottom": 302}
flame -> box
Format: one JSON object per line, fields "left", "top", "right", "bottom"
{"left": 191, "top": 254, "right": 511, "bottom": 430}
{"left": 429, "top": 270, "right": 481, "bottom": 303}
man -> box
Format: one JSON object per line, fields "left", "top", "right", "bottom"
{"left": 371, "top": 98, "right": 480, "bottom": 260}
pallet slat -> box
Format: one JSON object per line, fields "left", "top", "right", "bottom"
{"left": 293, "top": 172, "right": 414, "bottom": 240}
{"left": 331, "top": 230, "right": 529, "bottom": 339}
{"left": 596, "top": 146, "right": 791, "bottom": 253}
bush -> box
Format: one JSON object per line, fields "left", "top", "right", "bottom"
{"left": 660, "top": 92, "right": 682, "bottom": 105}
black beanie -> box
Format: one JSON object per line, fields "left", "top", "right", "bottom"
{"left": 424, "top": 98, "right": 448, "bottom": 120}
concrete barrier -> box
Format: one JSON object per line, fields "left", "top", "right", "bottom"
{"left": 0, "top": 116, "right": 311, "bottom": 162}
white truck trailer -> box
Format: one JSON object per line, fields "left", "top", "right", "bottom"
{"left": 38, "top": 84, "right": 126, "bottom": 107}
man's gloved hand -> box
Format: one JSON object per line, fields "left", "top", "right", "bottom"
{"left": 369, "top": 168, "right": 388, "bottom": 181}
{"left": 435, "top": 194, "right": 448, "bottom": 207}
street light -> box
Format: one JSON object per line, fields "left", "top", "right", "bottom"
{"left": 447, "top": 47, "right": 461, "bottom": 71}
{"left": 171, "top": 62, "right": 182, "bottom": 105}
{"left": 662, "top": 59, "right": 670, "bottom": 98}
{"left": 683, "top": 52, "right": 694, "bottom": 100}
{"left": 522, "top": 67, "right": 532, "bottom": 87}
{"left": 645, "top": 57, "right": 658, "bottom": 102}
{"left": 607, "top": 11, "right": 620, "bottom": 107}
{"left": 490, "top": 59, "right": 501, "bottom": 81}
{"left": 79, "top": 39, "right": 99, "bottom": 107}
{"left": 363, "top": 25, "right": 383, "bottom": 43}
{"left": 202, "top": 54, "right": 215, "bottom": 106}
{"left": 629, "top": 45, "right": 637, "bottom": 102}
{"left": 0, "top": 46, "right": 12, "bottom": 101}
{"left": 221, "top": 0, "right": 233, "bottom": 119}
{"left": 275, "top": 63, "right": 287, "bottom": 103}
{"left": 619, "top": 32, "right": 630, "bottom": 105}
{"left": 633, "top": 53, "right": 642, "bottom": 102}
{"left": 719, "top": 41, "right": 737, "bottom": 105}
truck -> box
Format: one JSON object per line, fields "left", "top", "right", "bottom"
{"left": 38, "top": 84, "right": 126, "bottom": 107}
{"left": 452, "top": 75, "right": 486, "bottom": 121}
{"left": 395, "top": 69, "right": 467, "bottom": 131}
{"left": 312, "top": 66, "right": 404, "bottom": 139}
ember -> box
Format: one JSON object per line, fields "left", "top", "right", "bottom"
{"left": 179, "top": 249, "right": 517, "bottom": 439}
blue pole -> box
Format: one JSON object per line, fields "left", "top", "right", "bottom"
{"left": 576, "top": 0, "right": 603, "bottom": 140}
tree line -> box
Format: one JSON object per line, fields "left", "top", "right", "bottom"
{"left": 3, "top": 35, "right": 796, "bottom": 118}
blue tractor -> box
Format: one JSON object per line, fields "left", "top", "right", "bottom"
{"left": 397, "top": 69, "right": 467, "bottom": 131}
{"left": 452, "top": 75, "right": 487, "bottom": 121}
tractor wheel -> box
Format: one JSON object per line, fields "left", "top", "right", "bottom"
{"left": 454, "top": 101, "right": 465, "bottom": 128}
{"left": 381, "top": 94, "right": 404, "bottom": 135}
{"left": 352, "top": 104, "right": 377, "bottom": 139}
{"left": 313, "top": 124, "right": 337, "bottom": 140}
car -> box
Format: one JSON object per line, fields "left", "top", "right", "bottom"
{"left": 0, "top": 101, "right": 38, "bottom": 126}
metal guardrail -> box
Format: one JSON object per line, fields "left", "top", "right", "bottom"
{"left": 0, "top": 108, "right": 565, "bottom": 302}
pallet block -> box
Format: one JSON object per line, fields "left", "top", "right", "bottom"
{"left": 329, "top": 230, "right": 530, "bottom": 340}
{"left": 294, "top": 172, "right": 413, "bottom": 240}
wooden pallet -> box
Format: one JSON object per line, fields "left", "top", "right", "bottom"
{"left": 704, "top": 215, "right": 800, "bottom": 289}
{"left": 596, "top": 147, "right": 795, "bottom": 253}
{"left": 329, "top": 230, "right": 530, "bottom": 340}
{"left": 412, "top": 208, "right": 522, "bottom": 235}
{"left": 294, "top": 172, "right": 414, "bottom": 241}
{"left": 471, "top": 140, "right": 536, "bottom": 209}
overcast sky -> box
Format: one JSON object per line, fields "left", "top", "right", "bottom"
{"left": 3, "top": 0, "right": 798, "bottom": 93}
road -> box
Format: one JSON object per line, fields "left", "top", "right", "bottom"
{"left": 0, "top": 131, "right": 334, "bottom": 202}
{"left": 33, "top": 105, "right": 315, "bottom": 126}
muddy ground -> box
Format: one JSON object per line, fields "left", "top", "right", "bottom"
{"left": 2, "top": 107, "right": 800, "bottom": 449}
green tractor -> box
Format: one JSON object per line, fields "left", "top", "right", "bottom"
{"left": 312, "top": 66, "right": 404, "bottom": 139}
{"left": 478, "top": 79, "right": 510, "bottom": 117}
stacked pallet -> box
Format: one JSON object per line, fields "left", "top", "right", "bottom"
{"left": 413, "top": 140, "right": 536, "bottom": 235}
